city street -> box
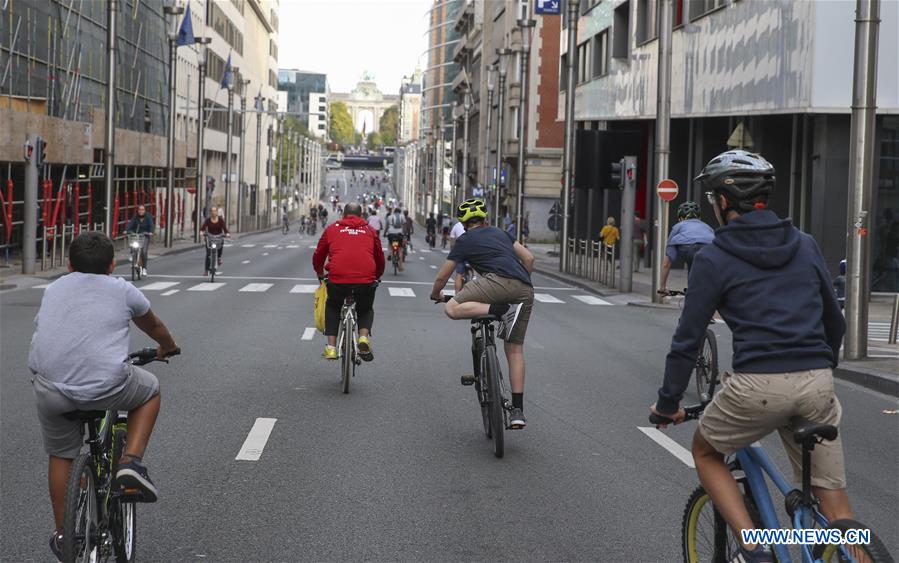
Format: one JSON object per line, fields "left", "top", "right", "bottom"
{"left": 1, "top": 172, "right": 896, "bottom": 561}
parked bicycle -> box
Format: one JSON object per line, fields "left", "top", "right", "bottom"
{"left": 650, "top": 404, "right": 893, "bottom": 563}
{"left": 434, "top": 294, "right": 511, "bottom": 458}
{"left": 204, "top": 234, "right": 225, "bottom": 283}
{"left": 660, "top": 289, "right": 719, "bottom": 402}
{"left": 60, "top": 347, "right": 180, "bottom": 563}
{"left": 126, "top": 235, "right": 147, "bottom": 282}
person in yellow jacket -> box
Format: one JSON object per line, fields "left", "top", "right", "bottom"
{"left": 599, "top": 217, "right": 620, "bottom": 246}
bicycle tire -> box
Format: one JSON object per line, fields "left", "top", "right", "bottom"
{"left": 62, "top": 453, "right": 100, "bottom": 563}
{"left": 472, "top": 338, "right": 491, "bottom": 439}
{"left": 110, "top": 426, "right": 137, "bottom": 563}
{"left": 131, "top": 263, "right": 137, "bottom": 282}
{"left": 484, "top": 345, "right": 504, "bottom": 458}
{"left": 682, "top": 485, "right": 734, "bottom": 563}
{"left": 210, "top": 265, "right": 215, "bottom": 283}
{"left": 814, "top": 519, "right": 895, "bottom": 563}
{"left": 341, "top": 319, "right": 353, "bottom": 394}
{"left": 694, "top": 330, "right": 719, "bottom": 402}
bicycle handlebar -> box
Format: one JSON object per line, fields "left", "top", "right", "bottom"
{"left": 129, "top": 347, "right": 181, "bottom": 366}
{"left": 431, "top": 295, "right": 452, "bottom": 303}
{"left": 649, "top": 403, "right": 707, "bottom": 426}
{"left": 657, "top": 289, "right": 687, "bottom": 297}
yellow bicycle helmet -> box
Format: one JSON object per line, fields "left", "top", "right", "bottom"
{"left": 457, "top": 198, "right": 488, "bottom": 223}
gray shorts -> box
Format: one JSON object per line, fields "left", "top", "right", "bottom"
{"left": 33, "top": 366, "right": 160, "bottom": 458}
{"left": 453, "top": 273, "right": 534, "bottom": 344}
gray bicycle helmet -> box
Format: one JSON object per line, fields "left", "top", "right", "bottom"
{"left": 677, "top": 201, "right": 701, "bottom": 220}
{"left": 694, "top": 150, "right": 775, "bottom": 213}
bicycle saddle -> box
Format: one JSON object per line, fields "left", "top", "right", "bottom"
{"left": 62, "top": 410, "right": 107, "bottom": 422}
{"left": 471, "top": 314, "right": 499, "bottom": 323}
{"left": 790, "top": 417, "right": 838, "bottom": 444}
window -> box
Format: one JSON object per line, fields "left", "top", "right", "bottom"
{"left": 518, "top": 0, "right": 529, "bottom": 20}
{"left": 577, "top": 41, "right": 590, "bottom": 84}
{"left": 592, "top": 30, "right": 609, "bottom": 78}
{"left": 510, "top": 107, "right": 519, "bottom": 140}
{"left": 636, "top": 0, "right": 658, "bottom": 44}
{"left": 319, "top": 96, "right": 326, "bottom": 103}
{"left": 612, "top": 1, "right": 630, "bottom": 59}
{"left": 270, "top": 40, "right": 278, "bottom": 59}
{"left": 208, "top": 2, "right": 244, "bottom": 55}
{"left": 674, "top": 0, "right": 685, "bottom": 26}
{"left": 318, "top": 105, "right": 327, "bottom": 113}
{"left": 688, "top": 0, "right": 725, "bottom": 20}
{"left": 560, "top": 53, "right": 569, "bottom": 92}
{"left": 318, "top": 123, "right": 326, "bottom": 130}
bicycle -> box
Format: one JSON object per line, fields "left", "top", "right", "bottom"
{"left": 126, "top": 235, "right": 146, "bottom": 282}
{"left": 660, "top": 289, "right": 719, "bottom": 402}
{"left": 333, "top": 283, "right": 378, "bottom": 394}
{"left": 650, "top": 404, "right": 894, "bottom": 563}
{"left": 282, "top": 218, "right": 290, "bottom": 235}
{"left": 388, "top": 237, "right": 403, "bottom": 275}
{"left": 307, "top": 219, "right": 317, "bottom": 237}
{"left": 434, "top": 295, "right": 511, "bottom": 458}
{"left": 61, "top": 347, "right": 180, "bottom": 563}
{"left": 204, "top": 234, "right": 225, "bottom": 283}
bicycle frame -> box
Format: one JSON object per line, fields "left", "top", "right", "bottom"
{"left": 735, "top": 444, "right": 843, "bottom": 563}
{"left": 336, "top": 302, "right": 358, "bottom": 360}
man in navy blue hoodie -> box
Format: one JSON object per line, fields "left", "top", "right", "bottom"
{"left": 650, "top": 150, "right": 850, "bottom": 562}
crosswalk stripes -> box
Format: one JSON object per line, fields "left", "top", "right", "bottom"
{"left": 187, "top": 282, "right": 226, "bottom": 291}
{"left": 239, "top": 283, "right": 274, "bottom": 292}
{"left": 290, "top": 284, "right": 319, "bottom": 294}
{"left": 140, "top": 282, "right": 179, "bottom": 291}
{"left": 388, "top": 287, "right": 415, "bottom": 297}
{"left": 573, "top": 295, "right": 612, "bottom": 306}
{"left": 535, "top": 293, "right": 565, "bottom": 303}
{"left": 301, "top": 327, "right": 317, "bottom": 341}
{"left": 161, "top": 289, "right": 179, "bottom": 296}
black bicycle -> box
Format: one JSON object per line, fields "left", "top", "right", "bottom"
{"left": 61, "top": 347, "right": 180, "bottom": 563}
{"left": 435, "top": 295, "right": 511, "bottom": 458}
{"left": 661, "top": 289, "right": 719, "bottom": 401}
{"left": 204, "top": 234, "right": 225, "bottom": 283}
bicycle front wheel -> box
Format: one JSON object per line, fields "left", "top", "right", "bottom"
{"left": 62, "top": 453, "right": 101, "bottom": 563}
{"left": 682, "top": 485, "right": 736, "bottom": 563}
{"left": 694, "top": 330, "right": 719, "bottom": 402}
{"left": 484, "top": 345, "right": 504, "bottom": 458}
{"left": 110, "top": 426, "right": 137, "bottom": 563}
{"left": 814, "top": 519, "right": 894, "bottom": 563}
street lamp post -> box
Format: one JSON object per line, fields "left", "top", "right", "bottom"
{"left": 267, "top": 116, "right": 274, "bottom": 228}
{"left": 193, "top": 36, "right": 211, "bottom": 243}
{"left": 495, "top": 48, "right": 510, "bottom": 228}
{"left": 236, "top": 78, "right": 250, "bottom": 233}
{"left": 163, "top": 4, "right": 184, "bottom": 247}
{"left": 484, "top": 64, "right": 496, "bottom": 222}
{"left": 224, "top": 65, "right": 238, "bottom": 232}
{"left": 450, "top": 102, "right": 458, "bottom": 209}
{"left": 514, "top": 18, "right": 536, "bottom": 243}
{"left": 254, "top": 94, "right": 264, "bottom": 230}
{"left": 103, "top": 0, "right": 117, "bottom": 238}
{"left": 461, "top": 89, "right": 472, "bottom": 203}
{"left": 651, "top": 0, "right": 674, "bottom": 303}
{"left": 560, "top": 0, "right": 579, "bottom": 271}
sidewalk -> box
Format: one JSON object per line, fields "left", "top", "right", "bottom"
{"left": 529, "top": 243, "right": 898, "bottom": 398}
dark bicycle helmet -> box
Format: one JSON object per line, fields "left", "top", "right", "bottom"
{"left": 677, "top": 201, "right": 701, "bottom": 220}
{"left": 457, "top": 198, "right": 488, "bottom": 223}
{"left": 694, "top": 150, "right": 775, "bottom": 213}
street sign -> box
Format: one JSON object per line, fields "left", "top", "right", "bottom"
{"left": 535, "top": 0, "right": 561, "bottom": 15}
{"left": 657, "top": 179, "right": 679, "bottom": 201}
{"left": 472, "top": 186, "right": 484, "bottom": 197}
{"left": 548, "top": 214, "right": 562, "bottom": 232}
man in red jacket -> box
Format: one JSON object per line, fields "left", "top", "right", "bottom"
{"left": 312, "top": 202, "right": 385, "bottom": 361}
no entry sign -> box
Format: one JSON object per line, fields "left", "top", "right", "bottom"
{"left": 657, "top": 179, "right": 679, "bottom": 201}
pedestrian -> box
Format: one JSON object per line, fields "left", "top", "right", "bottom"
{"left": 599, "top": 217, "right": 620, "bottom": 264}
{"left": 832, "top": 259, "right": 846, "bottom": 309}
{"left": 633, "top": 211, "right": 647, "bottom": 272}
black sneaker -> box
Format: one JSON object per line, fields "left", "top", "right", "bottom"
{"left": 730, "top": 545, "right": 775, "bottom": 563}
{"left": 49, "top": 531, "right": 63, "bottom": 561}
{"left": 508, "top": 407, "right": 526, "bottom": 429}
{"left": 115, "top": 459, "right": 159, "bottom": 502}
{"left": 497, "top": 303, "right": 522, "bottom": 341}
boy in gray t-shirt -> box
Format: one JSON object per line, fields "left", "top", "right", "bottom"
{"left": 29, "top": 232, "right": 178, "bottom": 559}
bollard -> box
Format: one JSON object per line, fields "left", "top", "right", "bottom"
{"left": 890, "top": 294, "right": 898, "bottom": 344}
{"left": 50, "top": 227, "right": 58, "bottom": 269}
{"left": 567, "top": 238, "right": 575, "bottom": 274}
{"left": 41, "top": 226, "right": 47, "bottom": 270}
{"left": 611, "top": 243, "right": 617, "bottom": 289}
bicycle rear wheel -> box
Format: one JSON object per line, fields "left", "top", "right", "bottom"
{"left": 340, "top": 320, "right": 353, "bottom": 394}
{"left": 484, "top": 345, "right": 504, "bottom": 458}
{"left": 62, "top": 453, "right": 100, "bottom": 563}
{"left": 694, "top": 330, "right": 719, "bottom": 402}
{"left": 110, "top": 425, "right": 137, "bottom": 563}
{"left": 814, "top": 519, "right": 894, "bottom": 563}
{"left": 472, "top": 340, "right": 491, "bottom": 439}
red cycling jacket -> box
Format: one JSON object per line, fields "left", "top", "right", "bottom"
{"left": 312, "top": 214, "right": 385, "bottom": 283}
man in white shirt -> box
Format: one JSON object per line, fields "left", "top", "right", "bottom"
{"left": 367, "top": 209, "right": 383, "bottom": 237}
{"left": 449, "top": 219, "right": 466, "bottom": 248}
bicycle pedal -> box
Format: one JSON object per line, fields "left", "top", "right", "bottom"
{"left": 460, "top": 374, "right": 476, "bottom": 386}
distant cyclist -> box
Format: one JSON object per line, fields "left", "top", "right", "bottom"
{"left": 659, "top": 201, "right": 716, "bottom": 293}
{"left": 367, "top": 208, "right": 383, "bottom": 238}
{"left": 200, "top": 206, "right": 230, "bottom": 275}
{"left": 385, "top": 207, "right": 406, "bottom": 271}
{"left": 126, "top": 205, "right": 154, "bottom": 278}
{"left": 425, "top": 212, "right": 437, "bottom": 247}
{"left": 402, "top": 209, "right": 414, "bottom": 252}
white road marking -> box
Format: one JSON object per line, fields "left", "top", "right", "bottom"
{"left": 286, "top": 245, "right": 299, "bottom": 248}
{"left": 534, "top": 293, "right": 565, "bottom": 303}
{"left": 161, "top": 289, "right": 180, "bottom": 296}
{"left": 33, "top": 283, "right": 50, "bottom": 289}
{"left": 442, "top": 249, "right": 450, "bottom": 254}
{"left": 638, "top": 427, "right": 695, "bottom": 468}
{"left": 419, "top": 248, "right": 430, "bottom": 252}
{"left": 307, "top": 245, "right": 317, "bottom": 249}
{"left": 241, "top": 244, "right": 256, "bottom": 248}
{"left": 235, "top": 418, "right": 277, "bottom": 461}
{"left": 131, "top": 274, "right": 320, "bottom": 281}
{"left": 290, "top": 284, "right": 319, "bottom": 293}
{"left": 242, "top": 260, "right": 251, "bottom": 264}
{"left": 573, "top": 295, "right": 612, "bottom": 306}
{"left": 187, "top": 282, "right": 226, "bottom": 291}
{"left": 140, "top": 282, "right": 180, "bottom": 291}
{"left": 419, "top": 256, "right": 425, "bottom": 260}
{"left": 429, "top": 265, "right": 437, "bottom": 269}
{"left": 264, "top": 244, "right": 277, "bottom": 248}
{"left": 388, "top": 287, "right": 416, "bottom": 297}
{"left": 301, "top": 327, "right": 317, "bottom": 341}
{"left": 239, "top": 283, "right": 274, "bottom": 292}
{"left": 262, "top": 252, "right": 270, "bottom": 256}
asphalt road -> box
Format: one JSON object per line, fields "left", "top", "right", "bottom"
{"left": 1, "top": 171, "right": 897, "bottom": 562}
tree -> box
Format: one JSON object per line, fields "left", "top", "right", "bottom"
{"left": 329, "top": 101, "right": 355, "bottom": 146}
{"left": 378, "top": 105, "right": 399, "bottom": 146}
{"left": 367, "top": 131, "right": 383, "bottom": 148}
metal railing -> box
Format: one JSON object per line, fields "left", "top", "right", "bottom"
{"left": 565, "top": 237, "right": 617, "bottom": 288}
{"left": 40, "top": 223, "right": 105, "bottom": 271}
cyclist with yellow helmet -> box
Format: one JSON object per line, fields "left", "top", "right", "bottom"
{"left": 429, "top": 199, "right": 535, "bottom": 428}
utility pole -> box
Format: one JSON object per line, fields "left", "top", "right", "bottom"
{"left": 484, "top": 64, "right": 496, "bottom": 220}
{"left": 515, "top": 18, "right": 536, "bottom": 243}
{"left": 267, "top": 120, "right": 274, "bottom": 228}
{"left": 618, "top": 156, "right": 637, "bottom": 292}
{"left": 23, "top": 135, "right": 41, "bottom": 274}
{"left": 254, "top": 95, "right": 264, "bottom": 230}
{"left": 844, "top": 0, "right": 881, "bottom": 359}
{"left": 461, "top": 89, "right": 472, "bottom": 201}
{"left": 236, "top": 79, "right": 249, "bottom": 232}
{"left": 651, "top": 0, "right": 673, "bottom": 303}
{"left": 495, "top": 49, "right": 510, "bottom": 227}
{"left": 560, "top": 0, "right": 579, "bottom": 272}
{"left": 194, "top": 36, "right": 211, "bottom": 243}
{"left": 103, "top": 0, "right": 117, "bottom": 237}
{"left": 224, "top": 66, "right": 238, "bottom": 230}
{"left": 450, "top": 101, "right": 458, "bottom": 209}
{"left": 163, "top": 5, "right": 184, "bottom": 247}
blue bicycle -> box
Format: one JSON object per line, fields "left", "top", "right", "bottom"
{"left": 651, "top": 405, "right": 893, "bottom": 563}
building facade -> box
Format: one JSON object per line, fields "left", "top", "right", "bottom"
{"left": 563, "top": 0, "right": 898, "bottom": 290}
{"left": 399, "top": 70, "right": 423, "bottom": 144}
{"left": 331, "top": 75, "right": 399, "bottom": 135}
{"left": 277, "top": 69, "right": 329, "bottom": 139}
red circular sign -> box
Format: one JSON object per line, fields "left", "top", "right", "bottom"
{"left": 657, "top": 179, "right": 679, "bottom": 202}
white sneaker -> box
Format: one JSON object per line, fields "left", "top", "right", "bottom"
{"left": 141, "top": 268, "right": 148, "bottom": 277}
{"left": 497, "top": 303, "right": 523, "bottom": 341}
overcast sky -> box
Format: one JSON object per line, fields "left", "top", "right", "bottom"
{"left": 278, "top": 0, "right": 432, "bottom": 95}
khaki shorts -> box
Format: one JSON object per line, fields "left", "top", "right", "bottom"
{"left": 699, "top": 368, "right": 846, "bottom": 490}
{"left": 33, "top": 366, "right": 160, "bottom": 458}
{"left": 453, "top": 273, "right": 534, "bottom": 344}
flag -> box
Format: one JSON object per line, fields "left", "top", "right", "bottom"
{"left": 220, "top": 52, "right": 232, "bottom": 89}
{"left": 176, "top": 4, "right": 195, "bottom": 47}
{"left": 255, "top": 88, "right": 263, "bottom": 110}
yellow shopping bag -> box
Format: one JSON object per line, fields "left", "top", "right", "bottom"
{"left": 314, "top": 281, "right": 327, "bottom": 333}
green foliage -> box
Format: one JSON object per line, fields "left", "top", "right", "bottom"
{"left": 367, "top": 132, "right": 383, "bottom": 147}
{"left": 276, "top": 116, "right": 318, "bottom": 186}
{"left": 378, "top": 105, "right": 399, "bottom": 146}
{"left": 329, "top": 101, "right": 355, "bottom": 146}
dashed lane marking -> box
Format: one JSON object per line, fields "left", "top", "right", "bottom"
{"left": 241, "top": 244, "right": 256, "bottom": 248}
{"left": 286, "top": 245, "right": 299, "bottom": 248}
{"left": 429, "top": 265, "right": 437, "bottom": 269}
{"left": 264, "top": 244, "right": 277, "bottom": 248}
{"left": 235, "top": 418, "right": 277, "bottom": 461}
{"left": 187, "top": 282, "right": 226, "bottom": 291}
{"left": 637, "top": 427, "right": 695, "bottom": 468}
{"left": 262, "top": 252, "right": 270, "bottom": 256}
{"left": 301, "top": 327, "right": 316, "bottom": 341}
{"left": 534, "top": 293, "right": 564, "bottom": 303}
{"left": 140, "top": 282, "right": 180, "bottom": 291}
{"left": 290, "top": 284, "right": 319, "bottom": 293}
{"left": 239, "top": 283, "right": 274, "bottom": 292}
{"left": 573, "top": 295, "right": 612, "bottom": 306}
{"left": 161, "top": 289, "right": 179, "bottom": 296}
{"left": 242, "top": 260, "right": 251, "bottom": 264}
{"left": 419, "top": 257, "right": 425, "bottom": 260}
{"left": 388, "top": 287, "right": 416, "bottom": 297}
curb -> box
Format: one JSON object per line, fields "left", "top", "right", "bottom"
{"left": 834, "top": 366, "right": 899, "bottom": 398}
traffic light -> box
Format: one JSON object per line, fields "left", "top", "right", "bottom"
{"left": 37, "top": 139, "right": 48, "bottom": 166}
{"left": 609, "top": 158, "right": 625, "bottom": 189}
